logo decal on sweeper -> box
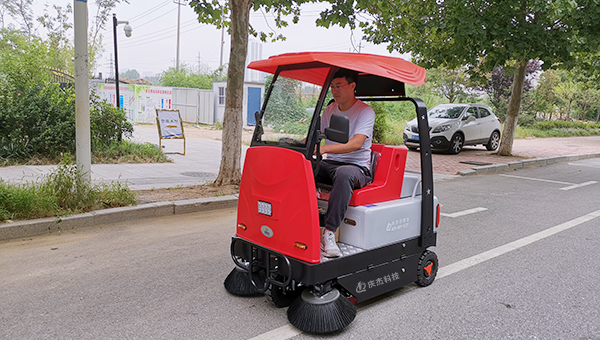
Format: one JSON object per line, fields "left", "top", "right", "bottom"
{"left": 355, "top": 271, "right": 404, "bottom": 293}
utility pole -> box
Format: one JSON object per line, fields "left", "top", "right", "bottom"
{"left": 219, "top": 17, "right": 225, "bottom": 77}
{"left": 74, "top": 0, "right": 91, "bottom": 183}
{"left": 174, "top": 0, "right": 189, "bottom": 71}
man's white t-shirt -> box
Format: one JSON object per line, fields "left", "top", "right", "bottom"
{"left": 321, "top": 100, "right": 375, "bottom": 168}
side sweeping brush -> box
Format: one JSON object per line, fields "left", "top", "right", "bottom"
{"left": 223, "top": 267, "right": 264, "bottom": 297}
{"left": 287, "top": 288, "right": 357, "bottom": 334}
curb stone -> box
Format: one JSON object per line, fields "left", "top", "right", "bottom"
{"left": 457, "top": 153, "right": 600, "bottom": 176}
{"left": 0, "top": 195, "right": 239, "bottom": 242}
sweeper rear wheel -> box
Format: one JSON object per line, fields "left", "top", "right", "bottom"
{"left": 287, "top": 287, "right": 356, "bottom": 334}
{"left": 415, "top": 250, "right": 438, "bottom": 287}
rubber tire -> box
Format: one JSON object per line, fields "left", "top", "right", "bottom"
{"left": 415, "top": 250, "right": 438, "bottom": 287}
{"left": 266, "top": 285, "right": 304, "bottom": 308}
{"left": 486, "top": 131, "right": 500, "bottom": 151}
{"left": 407, "top": 147, "right": 418, "bottom": 151}
{"left": 448, "top": 133, "right": 464, "bottom": 154}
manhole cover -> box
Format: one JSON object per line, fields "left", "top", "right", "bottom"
{"left": 459, "top": 161, "right": 492, "bottom": 166}
{"left": 180, "top": 172, "right": 215, "bottom": 178}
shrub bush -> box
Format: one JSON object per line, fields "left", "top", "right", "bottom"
{"left": 90, "top": 93, "right": 133, "bottom": 149}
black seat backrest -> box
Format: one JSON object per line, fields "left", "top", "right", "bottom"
{"left": 370, "top": 150, "right": 380, "bottom": 180}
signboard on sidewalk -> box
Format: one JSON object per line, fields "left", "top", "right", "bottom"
{"left": 156, "top": 109, "right": 185, "bottom": 155}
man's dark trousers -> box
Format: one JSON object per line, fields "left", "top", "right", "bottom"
{"left": 316, "top": 159, "right": 372, "bottom": 233}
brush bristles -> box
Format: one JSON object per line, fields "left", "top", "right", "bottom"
{"left": 287, "top": 292, "right": 357, "bottom": 334}
{"left": 223, "top": 267, "right": 263, "bottom": 297}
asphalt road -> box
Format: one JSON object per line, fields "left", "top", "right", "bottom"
{"left": 1, "top": 158, "right": 599, "bottom": 340}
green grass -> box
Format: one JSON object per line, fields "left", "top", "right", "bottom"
{"left": 515, "top": 121, "right": 600, "bottom": 138}
{"left": 93, "top": 141, "right": 170, "bottom": 164}
{"left": 1, "top": 141, "right": 170, "bottom": 166}
{"left": 0, "top": 157, "right": 136, "bottom": 222}
{"left": 378, "top": 119, "right": 409, "bottom": 145}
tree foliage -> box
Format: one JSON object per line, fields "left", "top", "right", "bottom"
{"left": 0, "top": 0, "right": 129, "bottom": 74}
{"left": 483, "top": 60, "right": 542, "bottom": 120}
{"left": 0, "top": 30, "right": 132, "bottom": 163}
{"left": 120, "top": 69, "right": 140, "bottom": 80}
{"left": 159, "top": 64, "right": 216, "bottom": 89}
{"left": 317, "top": 0, "right": 600, "bottom": 155}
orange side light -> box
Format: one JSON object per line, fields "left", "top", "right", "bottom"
{"left": 294, "top": 242, "right": 307, "bottom": 250}
{"left": 237, "top": 223, "right": 247, "bottom": 231}
{"left": 436, "top": 205, "right": 441, "bottom": 228}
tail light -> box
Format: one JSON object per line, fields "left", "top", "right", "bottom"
{"left": 436, "top": 205, "right": 441, "bottom": 228}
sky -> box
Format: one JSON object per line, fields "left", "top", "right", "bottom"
{"left": 27, "top": 0, "right": 408, "bottom": 79}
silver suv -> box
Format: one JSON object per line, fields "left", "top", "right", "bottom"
{"left": 403, "top": 103, "right": 502, "bottom": 154}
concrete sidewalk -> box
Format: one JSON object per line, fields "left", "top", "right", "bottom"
{"left": 0, "top": 125, "right": 249, "bottom": 191}
{"left": 1, "top": 126, "right": 598, "bottom": 242}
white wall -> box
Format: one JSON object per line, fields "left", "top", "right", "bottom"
{"left": 96, "top": 83, "right": 214, "bottom": 124}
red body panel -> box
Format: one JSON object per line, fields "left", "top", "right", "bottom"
{"left": 349, "top": 144, "right": 408, "bottom": 206}
{"left": 237, "top": 147, "right": 321, "bottom": 264}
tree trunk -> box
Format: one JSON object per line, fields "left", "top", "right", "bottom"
{"left": 497, "top": 60, "right": 527, "bottom": 156}
{"left": 214, "top": 0, "right": 252, "bottom": 186}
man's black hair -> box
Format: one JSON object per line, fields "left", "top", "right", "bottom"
{"left": 332, "top": 68, "right": 359, "bottom": 85}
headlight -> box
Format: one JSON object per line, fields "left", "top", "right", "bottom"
{"left": 432, "top": 124, "right": 451, "bottom": 133}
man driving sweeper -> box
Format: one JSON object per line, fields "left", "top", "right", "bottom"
{"left": 318, "top": 69, "right": 375, "bottom": 258}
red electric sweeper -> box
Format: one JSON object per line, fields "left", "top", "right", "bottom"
{"left": 224, "top": 52, "right": 440, "bottom": 334}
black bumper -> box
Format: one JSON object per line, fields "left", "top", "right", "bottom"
{"left": 403, "top": 134, "right": 450, "bottom": 150}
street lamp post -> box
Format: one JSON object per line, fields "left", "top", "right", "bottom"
{"left": 112, "top": 13, "right": 132, "bottom": 109}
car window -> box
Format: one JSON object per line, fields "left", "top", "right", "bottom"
{"left": 462, "top": 107, "right": 478, "bottom": 120}
{"left": 428, "top": 105, "right": 466, "bottom": 119}
{"left": 479, "top": 107, "right": 491, "bottom": 118}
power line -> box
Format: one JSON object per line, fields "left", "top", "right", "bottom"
{"left": 128, "top": 0, "right": 172, "bottom": 22}
{"left": 133, "top": 7, "right": 178, "bottom": 30}
{"left": 118, "top": 23, "right": 205, "bottom": 49}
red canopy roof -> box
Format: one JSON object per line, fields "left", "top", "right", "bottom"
{"left": 247, "top": 52, "right": 426, "bottom": 87}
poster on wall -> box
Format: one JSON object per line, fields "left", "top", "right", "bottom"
{"left": 137, "top": 86, "right": 173, "bottom": 123}
{"left": 156, "top": 109, "right": 185, "bottom": 155}
{"left": 96, "top": 83, "right": 136, "bottom": 121}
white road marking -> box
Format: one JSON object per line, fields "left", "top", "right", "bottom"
{"left": 441, "top": 207, "right": 488, "bottom": 218}
{"left": 559, "top": 181, "right": 598, "bottom": 191}
{"left": 437, "top": 209, "right": 600, "bottom": 279}
{"left": 248, "top": 324, "right": 302, "bottom": 340}
{"left": 249, "top": 209, "right": 600, "bottom": 340}
{"left": 568, "top": 161, "right": 600, "bottom": 169}
{"left": 499, "top": 174, "right": 573, "bottom": 185}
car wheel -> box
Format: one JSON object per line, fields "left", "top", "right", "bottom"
{"left": 486, "top": 131, "right": 500, "bottom": 151}
{"left": 448, "top": 133, "right": 463, "bottom": 154}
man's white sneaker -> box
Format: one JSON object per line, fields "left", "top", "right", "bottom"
{"left": 321, "top": 231, "right": 341, "bottom": 258}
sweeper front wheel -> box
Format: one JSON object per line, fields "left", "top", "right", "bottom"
{"left": 415, "top": 250, "right": 438, "bottom": 287}
{"left": 266, "top": 284, "right": 304, "bottom": 308}
{"left": 287, "top": 287, "right": 357, "bottom": 334}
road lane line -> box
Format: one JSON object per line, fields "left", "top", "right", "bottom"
{"left": 499, "top": 174, "right": 573, "bottom": 185}
{"left": 441, "top": 207, "right": 488, "bottom": 218}
{"left": 437, "top": 209, "right": 600, "bottom": 279}
{"left": 568, "top": 162, "right": 600, "bottom": 169}
{"left": 249, "top": 209, "right": 600, "bottom": 340}
{"left": 559, "top": 181, "right": 598, "bottom": 191}
{"left": 248, "top": 324, "right": 302, "bottom": 340}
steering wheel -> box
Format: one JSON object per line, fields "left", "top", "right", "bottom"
{"left": 278, "top": 137, "right": 303, "bottom": 147}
